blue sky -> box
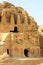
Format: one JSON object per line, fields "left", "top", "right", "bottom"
{"left": 0, "top": 0, "right": 43, "bottom": 25}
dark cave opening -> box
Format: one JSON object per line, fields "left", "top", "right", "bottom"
{"left": 24, "top": 49, "right": 29, "bottom": 57}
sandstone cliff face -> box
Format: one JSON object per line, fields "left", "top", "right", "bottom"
{"left": 38, "top": 26, "right": 43, "bottom": 57}
{"left": 0, "top": 1, "right": 42, "bottom": 59}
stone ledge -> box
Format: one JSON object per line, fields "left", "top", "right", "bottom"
{"left": 0, "top": 58, "right": 43, "bottom": 65}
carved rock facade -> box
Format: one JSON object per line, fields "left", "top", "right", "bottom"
{"left": 0, "top": 1, "right": 43, "bottom": 59}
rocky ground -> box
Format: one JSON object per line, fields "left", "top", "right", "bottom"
{"left": 0, "top": 57, "right": 43, "bottom": 65}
